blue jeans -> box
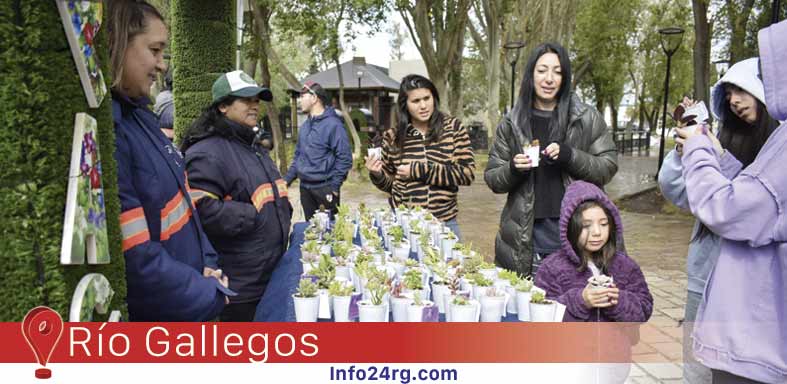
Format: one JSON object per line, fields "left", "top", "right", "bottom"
{"left": 444, "top": 218, "right": 462, "bottom": 242}
{"left": 684, "top": 290, "right": 711, "bottom": 384}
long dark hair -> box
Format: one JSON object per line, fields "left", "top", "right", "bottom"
{"left": 391, "top": 74, "right": 444, "bottom": 151}
{"left": 513, "top": 42, "right": 573, "bottom": 143}
{"left": 694, "top": 83, "right": 778, "bottom": 240}
{"left": 179, "top": 95, "right": 242, "bottom": 152}
{"left": 567, "top": 201, "right": 618, "bottom": 274}
{"left": 717, "top": 84, "right": 778, "bottom": 166}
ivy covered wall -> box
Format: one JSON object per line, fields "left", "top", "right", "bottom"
{"left": 170, "top": 0, "right": 235, "bottom": 138}
{"left": 0, "top": 1, "right": 125, "bottom": 321}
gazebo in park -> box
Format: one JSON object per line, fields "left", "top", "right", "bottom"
{"left": 288, "top": 57, "right": 400, "bottom": 139}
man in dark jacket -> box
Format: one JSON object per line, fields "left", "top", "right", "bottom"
{"left": 284, "top": 81, "right": 352, "bottom": 220}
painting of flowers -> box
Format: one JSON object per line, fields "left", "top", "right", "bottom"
{"left": 56, "top": 0, "right": 107, "bottom": 108}
{"left": 61, "top": 113, "right": 110, "bottom": 265}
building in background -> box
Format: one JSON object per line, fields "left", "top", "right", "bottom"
{"left": 288, "top": 57, "right": 399, "bottom": 139}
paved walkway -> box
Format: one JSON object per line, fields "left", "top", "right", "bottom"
{"left": 287, "top": 152, "right": 693, "bottom": 383}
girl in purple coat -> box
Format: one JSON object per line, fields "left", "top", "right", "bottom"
{"left": 535, "top": 180, "right": 653, "bottom": 322}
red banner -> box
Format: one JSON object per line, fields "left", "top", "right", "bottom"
{"left": 1, "top": 322, "right": 640, "bottom": 364}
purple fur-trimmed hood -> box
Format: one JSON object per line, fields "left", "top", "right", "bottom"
{"left": 558, "top": 180, "right": 625, "bottom": 266}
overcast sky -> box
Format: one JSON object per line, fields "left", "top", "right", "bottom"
{"left": 338, "top": 13, "right": 421, "bottom": 67}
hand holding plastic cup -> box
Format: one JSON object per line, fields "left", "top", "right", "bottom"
{"left": 367, "top": 147, "right": 382, "bottom": 160}
{"left": 522, "top": 139, "right": 540, "bottom": 167}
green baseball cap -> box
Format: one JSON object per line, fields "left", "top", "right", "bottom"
{"left": 211, "top": 70, "right": 273, "bottom": 103}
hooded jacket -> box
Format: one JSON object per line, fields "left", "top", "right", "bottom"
{"left": 284, "top": 106, "right": 352, "bottom": 191}
{"left": 113, "top": 92, "right": 226, "bottom": 321}
{"left": 485, "top": 93, "right": 618, "bottom": 276}
{"left": 657, "top": 58, "right": 768, "bottom": 295}
{"left": 683, "top": 20, "right": 787, "bottom": 383}
{"left": 535, "top": 181, "right": 653, "bottom": 322}
{"left": 183, "top": 118, "right": 292, "bottom": 303}
{"left": 710, "top": 58, "right": 766, "bottom": 121}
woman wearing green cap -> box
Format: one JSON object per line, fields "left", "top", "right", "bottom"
{"left": 180, "top": 70, "right": 292, "bottom": 322}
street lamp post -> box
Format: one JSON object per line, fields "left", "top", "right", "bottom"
{"left": 773, "top": 0, "right": 782, "bottom": 24}
{"left": 656, "top": 27, "right": 685, "bottom": 177}
{"left": 712, "top": 59, "right": 731, "bottom": 80}
{"left": 356, "top": 69, "right": 364, "bottom": 109}
{"left": 504, "top": 41, "right": 526, "bottom": 110}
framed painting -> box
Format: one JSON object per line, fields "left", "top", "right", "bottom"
{"left": 61, "top": 113, "right": 110, "bottom": 265}
{"left": 56, "top": 0, "right": 107, "bottom": 108}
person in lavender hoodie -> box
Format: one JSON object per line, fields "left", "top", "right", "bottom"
{"left": 535, "top": 180, "right": 653, "bottom": 323}
{"left": 658, "top": 58, "right": 778, "bottom": 384}
{"left": 674, "top": 20, "right": 787, "bottom": 384}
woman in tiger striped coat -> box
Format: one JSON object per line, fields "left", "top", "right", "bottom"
{"left": 365, "top": 74, "right": 475, "bottom": 238}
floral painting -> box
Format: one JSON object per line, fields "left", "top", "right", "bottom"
{"left": 61, "top": 113, "right": 110, "bottom": 265}
{"left": 69, "top": 273, "right": 117, "bottom": 322}
{"left": 56, "top": 0, "right": 107, "bottom": 108}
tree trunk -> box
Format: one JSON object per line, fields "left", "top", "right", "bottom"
{"left": 482, "top": 0, "right": 502, "bottom": 139}
{"left": 243, "top": 58, "right": 257, "bottom": 78}
{"left": 250, "top": 0, "right": 301, "bottom": 90}
{"left": 256, "top": 23, "right": 287, "bottom": 174}
{"left": 333, "top": 52, "right": 361, "bottom": 162}
{"left": 609, "top": 99, "right": 618, "bottom": 131}
{"left": 398, "top": 0, "right": 472, "bottom": 116}
{"left": 448, "top": 34, "right": 465, "bottom": 119}
{"left": 692, "top": 0, "right": 711, "bottom": 109}
{"left": 727, "top": 0, "right": 756, "bottom": 63}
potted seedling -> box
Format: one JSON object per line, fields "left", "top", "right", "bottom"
{"left": 358, "top": 273, "right": 389, "bottom": 322}
{"left": 312, "top": 253, "right": 336, "bottom": 319}
{"left": 588, "top": 274, "right": 614, "bottom": 291}
{"left": 470, "top": 273, "right": 493, "bottom": 300}
{"left": 308, "top": 215, "right": 325, "bottom": 235}
{"left": 395, "top": 204, "right": 409, "bottom": 225}
{"left": 353, "top": 257, "right": 372, "bottom": 294}
{"left": 300, "top": 240, "right": 321, "bottom": 274}
{"left": 388, "top": 254, "right": 406, "bottom": 278}
{"left": 529, "top": 287, "right": 557, "bottom": 322}
{"left": 429, "top": 262, "right": 449, "bottom": 314}
{"left": 314, "top": 206, "right": 330, "bottom": 232}
{"left": 374, "top": 208, "right": 387, "bottom": 227}
{"left": 293, "top": 278, "right": 319, "bottom": 322}
{"left": 441, "top": 230, "right": 457, "bottom": 260}
{"left": 332, "top": 216, "right": 355, "bottom": 245}
{"left": 407, "top": 291, "right": 435, "bottom": 322}
{"left": 444, "top": 273, "right": 469, "bottom": 322}
{"left": 515, "top": 277, "right": 535, "bottom": 321}
{"left": 389, "top": 281, "right": 412, "bottom": 322}
{"left": 329, "top": 279, "right": 355, "bottom": 322}
{"left": 429, "top": 221, "right": 444, "bottom": 248}
{"left": 479, "top": 260, "right": 498, "bottom": 281}
{"left": 479, "top": 287, "right": 507, "bottom": 322}
{"left": 360, "top": 224, "right": 380, "bottom": 249}
{"left": 408, "top": 221, "right": 421, "bottom": 253}
{"left": 417, "top": 230, "right": 431, "bottom": 261}
{"left": 402, "top": 267, "right": 425, "bottom": 299}
{"left": 463, "top": 253, "right": 482, "bottom": 275}
{"left": 388, "top": 226, "right": 409, "bottom": 260}
{"left": 452, "top": 243, "right": 467, "bottom": 263}
{"left": 498, "top": 270, "right": 522, "bottom": 314}
{"left": 331, "top": 241, "right": 352, "bottom": 281}
{"left": 448, "top": 295, "right": 479, "bottom": 322}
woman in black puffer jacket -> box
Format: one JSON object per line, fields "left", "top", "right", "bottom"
{"left": 484, "top": 43, "right": 618, "bottom": 278}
